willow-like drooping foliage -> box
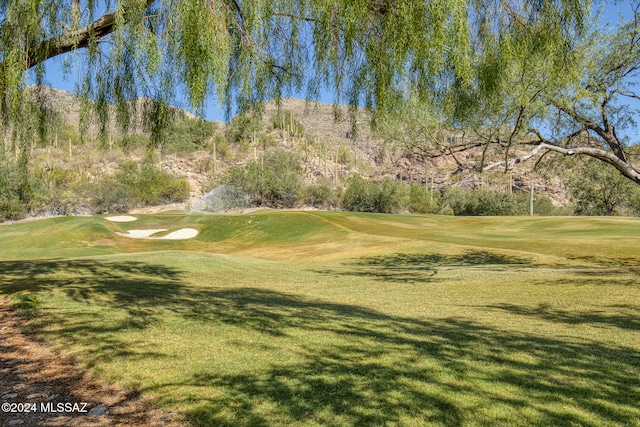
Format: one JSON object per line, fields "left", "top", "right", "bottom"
{"left": 0, "top": 0, "right": 590, "bottom": 133}
{"left": 0, "top": 0, "right": 598, "bottom": 210}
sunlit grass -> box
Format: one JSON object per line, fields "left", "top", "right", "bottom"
{"left": 1, "top": 212, "right": 639, "bottom": 426}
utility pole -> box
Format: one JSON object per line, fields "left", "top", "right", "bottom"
{"left": 529, "top": 180, "right": 535, "bottom": 216}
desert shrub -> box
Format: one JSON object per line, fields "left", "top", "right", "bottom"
{"left": 116, "top": 159, "right": 189, "bottom": 205}
{"left": 441, "top": 188, "right": 565, "bottom": 216}
{"left": 0, "top": 157, "right": 29, "bottom": 221}
{"left": 237, "top": 138, "right": 251, "bottom": 154}
{"left": 90, "top": 176, "right": 134, "bottom": 213}
{"left": 376, "top": 180, "right": 408, "bottom": 213}
{"left": 342, "top": 175, "right": 377, "bottom": 212}
{"left": 211, "top": 134, "right": 231, "bottom": 159}
{"left": 257, "top": 133, "right": 278, "bottom": 149}
{"left": 30, "top": 186, "right": 82, "bottom": 216}
{"left": 438, "top": 204, "right": 455, "bottom": 215}
{"left": 336, "top": 146, "right": 352, "bottom": 166}
{"left": 31, "top": 166, "right": 69, "bottom": 204}
{"left": 0, "top": 157, "right": 27, "bottom": 221}
{"left": 223, "top": 149, "right": 303, "bottom": 208}
{"left": 407, "top": 183, "right": 440, "bottom": 214}
{"left": 261, "top": 150, "right": 304, "bottom": 207}
{"left": 0, "top": 158, "right": 93, "bottom": 218}
{"left": 226, "top": 114, "right": 263, "bottom": 144}
{"left": 91, "top": 159, "right": 189, "bottom": 213}
{"left": 25, "top": 164, "right": 95, "bottom": 216}
{"left": 117, "top": 134, "right": 150, "bottom": 152}
{"left": 442, "top": 188, "right": 518, "bottom": 216}
{"left": 225, "top": 164, "right": 258, "bottom": 194}
{"left": 163, "top": 117, "right": 217, "bottom": 154}
{"left": 511, "top": 192, "right": 569, "bottom": 216}
{"left": 440, "top": 188, "right": 469, "bottom": 215}
{"left": 540, "top": 197, "right": 570, "bottom": 216}
{"left": 159, "top": 178, "right": 190, "bottom": 203}
{"left": 480, "top": 191, "right": 525, "bottom": 215}
{"left": 304, "top": 184, "right": 335, "bottom": 208}
{"left": 342, "top": 175, "right": 407, "bottom": 213}
{"left": 0, "top": 197, "right": 27, "bottom": 221}
{"left": 441, "top": 188, "right": 478, "bottom": 215}
{"left": 48, "top": 189, "right": 84, "bottom": 215}
{"left": 59, "top": 123, "right": 82, "bottom": 146}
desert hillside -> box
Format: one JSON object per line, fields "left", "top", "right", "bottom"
{"left": 11, "top": 87, "right": 573, "bottom": 214}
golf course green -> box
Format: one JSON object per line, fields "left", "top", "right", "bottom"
{"left": 1, "top": 211, "right": 639, "bottom": 426}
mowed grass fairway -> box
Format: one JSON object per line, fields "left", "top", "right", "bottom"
{"left": 1, "top": 211, "right": 639, "bottom": 426}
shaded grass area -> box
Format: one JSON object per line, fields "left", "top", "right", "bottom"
{"left": 1, "top": 246, "right": 639, "bottom": 426}
{"left": 322, "top": 250, "right": 533, "bottom": 284}
{"left": 485, "top": 303, "right": 640, "bottom": 331}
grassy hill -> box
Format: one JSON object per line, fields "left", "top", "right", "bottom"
{"left": 1, "top": 212, "right": 638, "bottom": 426}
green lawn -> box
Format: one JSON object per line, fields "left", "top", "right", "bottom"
{"left": 1, "top": 211, "right": 639, "bottom": 426}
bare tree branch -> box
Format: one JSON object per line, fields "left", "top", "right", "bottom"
{"left": 503, "top": 105, "right": 525, "bottom": 172}
{"left": 618, "top": 90, "right": 640, "bottom": 101}
{"left": 483, "top": 141, "right": 640, "bottom": 184}
{"left": 549, "top": 98, "right": 628, "bottom": 162}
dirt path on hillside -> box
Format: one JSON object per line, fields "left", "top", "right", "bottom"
{"left": 0, "top": 298, "right": 186, "bottom": 427}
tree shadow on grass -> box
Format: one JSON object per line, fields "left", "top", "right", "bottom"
{"left": 317, "top": 250, "right": 532, "bottom": 284}
{"left": 357, "top": 251, "right": 531, "bottom": 267}
{"left": 0, "top": 258, "right": 184, "bottom": 308}
{"left": 1, "top": 259, "right": 638, "bottom": 426}
{"left": 0, "top": 259, "right": 186, "bottom": 363}
{"left": 148, "top": 287, "right": 640, "bottom": 426}
{"left": 566, "top": 255, "right": 640, "bottom": 267}
{"left": 532, "top": 266, "right": 640, "bottom": 287}
{"left": 483, "top": 303, "right": 640, "bottom": 331}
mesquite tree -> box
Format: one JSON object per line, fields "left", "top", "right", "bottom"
{"left": 476, "top": 2, "right": 640, "bottom": 186}
{"left": 385, "top": 2, "right": 640, "bottom": 186}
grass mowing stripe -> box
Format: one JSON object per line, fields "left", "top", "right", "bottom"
{"left": 1, "top": 212, "right": 639, "bottom": 426}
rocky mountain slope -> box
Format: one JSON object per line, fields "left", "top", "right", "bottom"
{"left": 22, "top": 87, "right": 573, "bottom": 209}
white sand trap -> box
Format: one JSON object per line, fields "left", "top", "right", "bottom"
{"left": 115, "top": 227, "right": 198, "bottom": 240}
{"left": 116, "top": 229, "right": 168, "bottom": 238}
{"left": 161, "top": 228, "right": 199, "bottom": 240}
{"left": 106, "top": 215, "right": 137, "bottom": 222}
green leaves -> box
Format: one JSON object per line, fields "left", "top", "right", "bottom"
{"left": 0, "top": 0, "right": 593, "bottom": 148}
{"left": 173, "top": 0, "right": 231, "bottom": 114}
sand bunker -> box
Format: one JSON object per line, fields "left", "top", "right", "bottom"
{"left": 161, "top": 228, "right": 199, "bottom": 239}
{"left": 116, "top": 228, "right": 199, "bottom": 240}
{"left": 106, "top": 215, "right": 198, "bottom": 239}
{"left": 105, "top": 215, "right": 137, "bottom": 222}
{"left": 116, "top": 229, "right": 168, "bottom": 238}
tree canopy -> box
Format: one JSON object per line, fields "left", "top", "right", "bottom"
{"left": 467, "top": 1, "right": 640, "bottom": 185}
{"left": 8, "top": 0, "right": 639, "bottom": 188}
{"left": 1, "top": 1, "right": 590, "bottom": 125}
{"left": 380, "top": 2, "right": 640, "bottom": 185}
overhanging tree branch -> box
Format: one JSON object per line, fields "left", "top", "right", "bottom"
{"left": 25, "top": 0, "right": 156, "bottom": 69}
{"left": 483, "top": 138, "right": 640, "bottom": 185}
{"left": 548, "top": 97, "right": 629, "bottom": 163}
